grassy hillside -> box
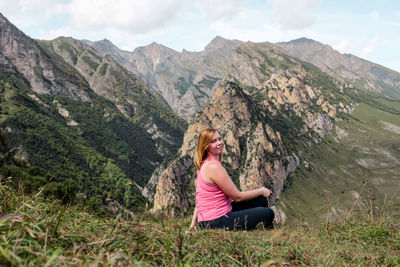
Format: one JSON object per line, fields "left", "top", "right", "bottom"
{"left": 279, "top": 92, "right": 400, "bottom": 224}
{"left": 1, "top": 183, "right": 399, "bottom": 266}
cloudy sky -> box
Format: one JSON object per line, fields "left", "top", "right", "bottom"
{"left": 1, "top": 0, "right": 399, "bottom": 72}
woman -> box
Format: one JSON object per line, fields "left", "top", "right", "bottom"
{"left": 189, "top": 128, "right": 274, "bottom": 230}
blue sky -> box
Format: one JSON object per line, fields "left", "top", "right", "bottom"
{"left": 1, "top": 0, "right": 399, "bottom": 72}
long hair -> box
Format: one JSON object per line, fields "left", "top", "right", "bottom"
{"left": 194, "top": 128, "right": 222, "bottom": 169}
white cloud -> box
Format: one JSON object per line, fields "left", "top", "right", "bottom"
{"left": 370, "top": 10, "right": 379, "bottom": 21}
{"left": 0, "top": 0, "right": 69, "bottom": 39}
{"left": 361, "top": 36, "right": 380, "bottom": 59}
{"left": 0, "top": 0, "right": 67, "bottom": 20}
{"left": 210, "top": 19, "right": 294, "bottom": 44}
{"left": 268, "top": 0, "right": 321, "bottom": 30}
{"left": 370, "top": 10, "right": 400, "bottom": 27}
{"left": 67, "top": 0, "right": 188, "bottom": 33}
{"left": 197, "top": 0, "right": 247, "bottom": 22}
{"left": 1, "top": 0, "right": 190, "bottom": 35}
{"left": 17, "top": 0, "right": 66, "bottom": 19}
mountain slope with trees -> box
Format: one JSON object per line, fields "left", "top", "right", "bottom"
{"left": 0, "top": 13, "right": 186, "bottom": 212}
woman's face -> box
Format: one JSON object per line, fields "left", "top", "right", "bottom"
{"left": 207, "top": 131, "right": 224, "bottom": 157}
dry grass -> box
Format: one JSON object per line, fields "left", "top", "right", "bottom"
{"left": 1, "top": 181, "right": 399, "bottom": 266}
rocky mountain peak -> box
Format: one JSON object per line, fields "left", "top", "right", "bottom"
{"left": 54, "top": 36, "right": 90, "bottom": 51}
{"left": 286, "top": 37, "right": 318, "bottom": 44}
{"left": 81, "top": 38, "right": 127, "bottom": 61}
{"left": 204, "top": 35, "right": 243, "bottom": 52}
{"left": 136, "top": 41, "right": 178, "bottom": 55}
{"left": 83, "top": 38, "right": 119, "bottom": 50}
{"left": 99, "top": 38, "right": 114, "bottom": 45}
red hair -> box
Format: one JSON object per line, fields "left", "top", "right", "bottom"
{"left": 194, "top": 128, "right": 222, "bottom": 169}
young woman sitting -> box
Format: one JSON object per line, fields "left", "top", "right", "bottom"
{"left": 189, "top": 128, "right": 274, "bottom": 231}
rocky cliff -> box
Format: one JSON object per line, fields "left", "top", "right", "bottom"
{"left": 152, "top": 64, "right": 353, "bottom": 216}
{"left": 0, "top": 14, "right": 91, "bottom": 101}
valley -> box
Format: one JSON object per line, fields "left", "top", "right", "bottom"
{"left": 279, "top": 96, "right": 400, "bottom": 223}
{"left": 0, "top": 11, "right": 399, "bottom": 224}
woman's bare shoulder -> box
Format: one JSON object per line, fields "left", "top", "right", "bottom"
{"left": 203, "top": 161, "right": 224, "bottom": 172}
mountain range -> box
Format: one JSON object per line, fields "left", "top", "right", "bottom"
{"left": 85, "top": 36, "right": 400, "bottom": 122}
{"left": 1, "top": 12, "right": 399, "bottom": 222}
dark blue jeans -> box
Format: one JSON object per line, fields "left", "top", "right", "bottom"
{"left": 199, "top": 196, "right": 274, "bottom": 230}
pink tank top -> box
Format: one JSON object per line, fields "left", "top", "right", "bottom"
{"left": 196, "top": 157, "right": 232, "bottom": 222}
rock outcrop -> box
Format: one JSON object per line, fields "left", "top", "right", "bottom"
{"left": 152, "top": 71, "right": 352, "bottom": 215}
{"left": 149, "top": 35, "right": 358, "bottom": 215}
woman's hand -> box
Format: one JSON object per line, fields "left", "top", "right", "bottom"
{"left": 259, "top": 187, "right": 273, "bottom": 199}
{"left": 189, "top": 206, "right": 198, "bottom": 231}
{"left": 189, "top": 222, "right": 197, "bottom": 231}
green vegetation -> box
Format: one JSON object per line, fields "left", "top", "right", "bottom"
{"left": 198, "top": 75, "right": 219, "bottom": 88}
{"left": 174, "top": 75, "right": 193, "bottom": 97}
{"left": 39, "top": 38, "right": 187, "bottom": 138}
{"left": 87, "top": 48, "right": 103, "bottom": 62}
{"left": 36, "top": 41, "right": 90, "bottom": 90}
{"left": 244, "top": 85, "right": 266, "bottom": 104}
{"left": 350, "top": 90, "right": 400, "bottom": 116}
{"left": 1, "top": 182, "right": 399, "bottom": 266}
{"left": 99, "top": 62, "right": 108, "bottom": 76}
{"left": 254, "top": 46, "right": 297, "bottom": 72}
{"left": 81, "top": 55, "right": 100, "bottom": 71}
{"left": 1, "top": 35, "right": 189, "bottom": 213}
{"left": 0, "top": 65, "right": 155, "bottom": 211}
{"left": 58, "top": 41, "right": 78, "bottom": 65}
{"left": 0, "top": 163, "right": 76, "bottom": 205}
{"left": 268, "top": 109, "right": 306, "bottom": 153}
{"left": 280, "top": 94, "right": 400, "bottom": 224}
{"left": 106, "top": 65, "right": 186, "bottom": 132}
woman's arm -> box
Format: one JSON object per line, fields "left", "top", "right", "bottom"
{"left": 205, "top": 162, "right": 272, "bottom": 202}
{"left": 189, "top": 206, "right": 198, "bottom": 230}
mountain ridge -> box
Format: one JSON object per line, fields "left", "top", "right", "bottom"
{"left": 276, "top": 37, "right": 400, "bottom": 100}
{"left": 84, "top": 35, "right": 400, "bottom": 124}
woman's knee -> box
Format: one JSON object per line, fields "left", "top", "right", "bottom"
{"left": 260, "top": 207, "right": 274, "bottom": 220}
{"left": 266, "top": 207, "right": 274, "bottom": 220}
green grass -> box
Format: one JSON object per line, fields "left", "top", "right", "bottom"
{"left": 1, "top": 181, "right": 399, "bottom": 266}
